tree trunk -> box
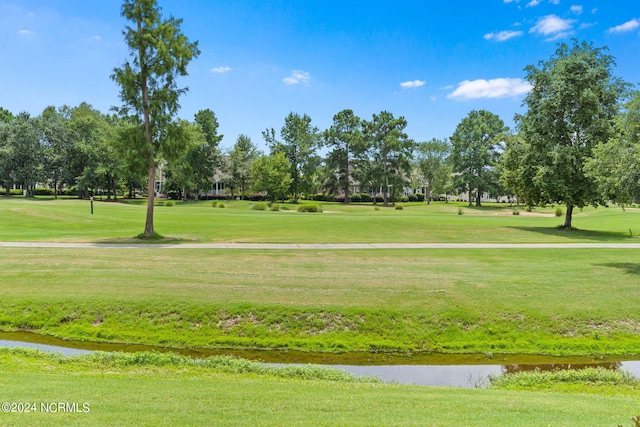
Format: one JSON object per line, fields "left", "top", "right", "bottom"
{"left": 144, "top": 152, "right": 155, "bottom": 236}
{"left": 344, "top": 151, "right": 350, "bottom": 204}
{"left": 382, "top": 150, "right": 388, "bottom": 206}
{"left": 475, "top": 187, "right": 482, "bottom": 207}
{"left": 468, "top": 188, "right": 472, "bottom": 207}
{"left": 563, "top": 204, "right": 574, "bottom": 229}
{"left": 426, "top": 185, "right": 431, "bottom": 205}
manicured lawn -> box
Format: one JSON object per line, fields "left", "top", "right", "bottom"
{"left": 2, "top": 247, "right": 640, "bottom": 355}
{"left": 0, "top": 349, "right": 637, "bottom": 427}
{"left": 1, "top": 196, "right": 639, "bottom": 243}
{"left": 2, "top": 197, "right": 640, "bottom": 425}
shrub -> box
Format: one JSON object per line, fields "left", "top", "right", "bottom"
{"left": 165, "top": 200, "right": 174, "bottom": 207}
{"left": 211, "top": 201, "right": 218, "bottom": 207}
{"left": 34, "top": 188, "right": 55, "bottom": 196}
{"left": 251, "top": 202, "right": 267, "bottom": 211}
{"left": 9, "top": 189, "right": 23, "bottom": 196}
{"left": 334, "top": 194, "right": 345, "bottom": 203}
{"left": 512, "top": 209, "right": 520, "bottom": 215}
{"left": 415, "top": 193, "right": 425, "bottom": 202}
{"left": 526, "top": 206, "right": 533, "bottom": 212}
{"left": 298, "top": 204, "right": 322, "bottom": 212}
{"left": 400, "top": 196, "right": 409, "bottom": 203}
{"left": 555, "top": 207, "right": 563, "bottom": 217}
{"left": 269, "top": 203, "right": 280, "bottom": 211}
{"left": 395, "top": 203, "right": 404, "bottom": 210}
{"left": 350, "top": 193, "right": 362, "bottom": 203}
{"left": 313, "top": 193, "right": 327, "bottom": 201}
{"left": 457, "top": 207, "right": 464, "bottom": 215}
{"left": 374, "top": 206, "right": 380, "bottom": 211}
{"left": 218, "top": 203, "right": 226, "bottom": 208}
{"left": 359, "top": 193, "right": 372, "bottom": 203}
{"left": 408, "top": 194, "right": 417, "bottom": 202}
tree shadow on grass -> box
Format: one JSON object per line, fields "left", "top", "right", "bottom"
{"left": 594, "top": 263, "right": 640, "bottom": 276}
{"left": 95, "top": 236, "right": 197, "bottom": 245}
{"left": 508, "top": 226, "right": 630, "bottom": 242}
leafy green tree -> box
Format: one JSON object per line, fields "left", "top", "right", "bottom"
{"left": 227, "top": 134, "right": 260, "bottom": 199}
{"left": 450, "top": 110, "right": 506, "bottom": 207}
{"left": 0, "top": 110, "right": 15, "bottom": 193}
{"left": 322, "top": 109, "right": 364, "bottom": 203}
{"left": 415, "top": 138, "right": 451, "bottom": 204}
{"left": 164, "top": 110, "right": 223, "bottom": 198}
{"left": 191, "top": 109, "right": 223, "bottom": 192}
{"left": 499, "top": 134, "right": 528, "bottom": 205}
{"left": 363, "top": 111, "right": 414, "bottom": 206}
{"left": 515, "top": 40, "right": 628, "bottom": 228}
{"left": 3, "top": 112, "right": 45, "bottom": 197}
{"left": 251, "top": 152, "right": 292, "bottom": 202}
{"left": 263, "top": 112, "right": 320, "bottom": 203}
{"left": 0, "top": 107, "right": 13, "bottom": 124}
{"left": 111, "top": 0, "right": 200, "bottom": 236}
{"left": 585, "top": 91, "right": 640, "bottom": 204}
{"left": 112, "top": 121, "right": 148, "bottom": 198}
{"left": 64, "top": 103, "right": 114, "bottom": 198}
{"left": 37, "top": 106, "right": 72, "bottom": 198}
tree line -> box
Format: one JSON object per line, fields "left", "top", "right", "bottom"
{"left": 1, "top": 0, "right": 638, "bottom": 235}
{"left": 1, "top": 40, "right": 639, "bottom": 232}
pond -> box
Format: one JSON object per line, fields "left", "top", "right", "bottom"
{"left": 2, "top": 331, "right": 638, "bottom": 388}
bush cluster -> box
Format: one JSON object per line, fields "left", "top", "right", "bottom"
{"left": 297, "top": 204, "right": 322, "bottom": 212}
{"left": 251, "top": 202, "right": 267, "bottom": 211}
{"left": 34, "top": 188, "right": 55, "bottom": 196}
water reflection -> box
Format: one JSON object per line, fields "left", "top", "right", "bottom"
{"left": 1, "top": 331, "right": 639, "bottom": 388}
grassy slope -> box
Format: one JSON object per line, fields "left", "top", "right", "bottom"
{"left": 0, "top": 349, "right": 637, "bottom": 427}
{"left": 2, "top": 247, "right": 640, "bottom": 354}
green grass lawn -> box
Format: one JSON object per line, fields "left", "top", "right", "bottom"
{"left": 2, "top": 246, "right": 640, "bottom": 354}
{"left": 1, "top": 196, "right": 639, "bottom": 243}
{"left": 3, "top": 196, "right": 640, "bottom": 425}
{"left": 0, "top": 349, "right": 638, "bottom": 427}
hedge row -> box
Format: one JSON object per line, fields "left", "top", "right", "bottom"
{"left": 312, "top": 193, "right": 426, "bottom": 203}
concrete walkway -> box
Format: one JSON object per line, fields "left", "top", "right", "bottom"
{"left": 1, "top": 242, "right": 639, "bottom": 249}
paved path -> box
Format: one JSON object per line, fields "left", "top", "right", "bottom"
{"left": 1, "top": 242, "right": 639, "bottom": 249}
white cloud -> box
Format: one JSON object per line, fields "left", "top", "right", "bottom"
{"left": 400, "top": 80, "right": 426, "bottom": 89}
{"left": 447, "top": 78, "right": 532, "bottom": 100}
{"left": 17, "top": 29, "right": 35, "bottom": 36}
{"left": 211, "top": 66, "right": 232, "bottom": 73}
{"left": 526, "top": 0, "right": 541, "bottom": 7}
{"left": 570, "top": 5, "right": 583, "bottom": 14}
{"left": 503, "top": 0, "right": 519, "bottom": 3}
{"left": 484, "top": 30, "right": 524, "bottom": 41}
{"left": 579, "top": 22, "right": 597, "bottom": 30}
{"left": 530, "top": 15, "right": 575, "bottom": 40}
{"left": 549, "top": 0, "right": 560, "bottom": 4}
{"left": 607, "top": 19, "right": 640, "bottom": 34}
{"left": 282, "top": 69, "right": 311, "bottom": 85}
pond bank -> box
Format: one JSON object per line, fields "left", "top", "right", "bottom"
{"left": 2, "top": 331, "right": 639, "bottom": 388}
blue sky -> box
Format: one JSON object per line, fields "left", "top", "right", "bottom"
{"left": 1, "top": 1, "right": 638, "bottom": 152}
